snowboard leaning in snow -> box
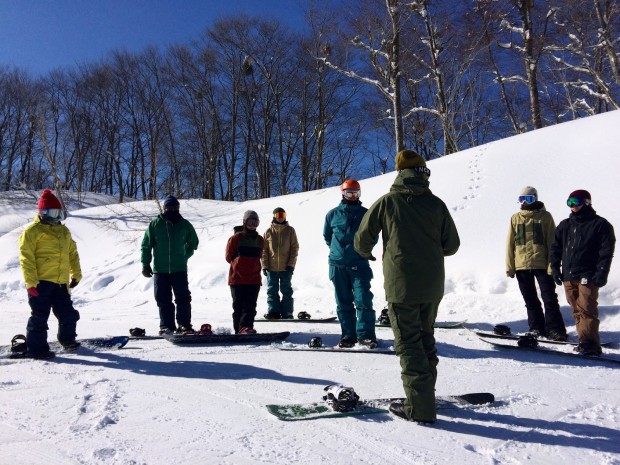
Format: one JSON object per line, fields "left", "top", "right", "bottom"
{"left": 266, "top": 392, "right": 494, "bottom": 421}
{"left": 478, "top": 336, "right": 620, "bottom": 365}
{"left": 2, "top": 336, "right": 130, "bottom": 359}
{"left": 473, "top": 330, "right": 611, "bottom": 347}
{"left": 255, "top": 316, "right": 337, "bottom": 323}
{"left": 163, "top": 331, "right": 290, "bottom": 345}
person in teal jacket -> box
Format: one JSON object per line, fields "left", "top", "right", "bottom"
{"left": 141, "top": 196, "right": 199, "bottom": 334}
{"left": 323, "top": 179, "right": 377, "bottom": 348}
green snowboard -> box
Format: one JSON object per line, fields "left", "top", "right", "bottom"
{"left": 266, "top": 392, "right": 494, "bottom": 421}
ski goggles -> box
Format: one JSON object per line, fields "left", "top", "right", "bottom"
{"left": 567, "top": 197, "right": 590, "bottom": 207}
{"left": 39, "top": 208, "right": 66, "bottom": 220}
{"left": 273, "top": 211, "right": 287, "bottom": 220}
{"left": 518, "top": 195, "right": 536, "bottom": 205}
{"left": 342, "top": 189, "right": 360, "bottom": 200}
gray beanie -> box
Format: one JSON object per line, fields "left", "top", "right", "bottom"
{"left": 243, "top": 210, "right": 259, "bottom": 222}
{"left": 519, "top": 186, "right": 537, "bottom": 199}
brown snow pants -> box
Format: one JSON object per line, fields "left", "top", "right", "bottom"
{"left": 563, "top": 280, "right": 600, "bottom": 345}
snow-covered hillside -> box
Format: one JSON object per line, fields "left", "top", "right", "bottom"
{"left": 0, "top": 111, "right": 619, "bottom": 465}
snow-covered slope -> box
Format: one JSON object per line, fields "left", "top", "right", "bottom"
{"left": 0, "top": 111, "right": 619, "bottom": 465}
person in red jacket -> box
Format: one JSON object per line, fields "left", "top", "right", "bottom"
{"left": 225, "top": 210, "right": 265, "bottom": 334}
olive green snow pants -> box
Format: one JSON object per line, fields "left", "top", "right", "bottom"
{"left": 388, "top": 301, "right": 440, "bottom": 421}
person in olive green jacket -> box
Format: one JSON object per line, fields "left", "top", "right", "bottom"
{"left": 18, "top": 189, "right": 82, "bottom": 359}
{"left": 141, "top": 196, "right": 199, "bottom": 335}
{"left": 261, "top": 207, "right": 299, "bottom": 319}
{"left": 354, "top": 150, "right": 460, "bottom": 424}
{"left": 506, "top": 186, "right": 566, "bottom": 340}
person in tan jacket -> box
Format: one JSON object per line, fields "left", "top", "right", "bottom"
{"left": 261, "top": 208, "right": 299, "bottom": 319}
{"left": 506, "top": 186, "right": 567, "bottom": 340}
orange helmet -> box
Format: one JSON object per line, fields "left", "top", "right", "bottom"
{"left": 341, "top": 179, "right": 360, "bottom": 191}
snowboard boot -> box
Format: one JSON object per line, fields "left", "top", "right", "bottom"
{"left": 239, "top": 327, "right": 257, "bottom": 334}
{"left": 358, "top": 339, "right": 378, "bottom": 349}
{"left": 176, "top": 325, "right": 195, "bottom": 335}
{"left": 389, "top": 400, "right": 436, "bottom": 425}
{"left": 547, "top": 330, "right": 568, "bottom": 342}
{"left": 575, "top": 340, "right": 602, "bottom": 356}
{"left": 338, "top": 338, "right": 357, "bottom": 348}
{"left": 60, "top": 341, "right": 82, "bottom": 352}
{"left": 281, "top": 314, "right": 294, "bottom": 319}
{"left": 158, "top": 328, "right": 174, "bottom": 336}
{"left": 28, "top": 351, "right": 56, "bottom": 360}
{"left": 264, "top": 312, "right": 281, "bottom": 320}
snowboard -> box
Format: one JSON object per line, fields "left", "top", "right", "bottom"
{"left": 255, "top": 316, "right": 337, "bottom": 323}
{"left": 2, "top": 336, "right": 130, "bottom": 359}
{"left": 473, "top": 330, "right": 611, "bottom": 347}
{"left": 267, "top": 392, "right": 494, "bottom": 421}
{"left": 478, "top": 336, "right": 620, "bottom": 366}
{"left": 163, "top": 331, "right": 290, "bottom": 345}
{"left": 278, "top": 343, "right": 395, "bottom": 354}
{"left": 376, "top": 320, "right": 466, "bottom": 329}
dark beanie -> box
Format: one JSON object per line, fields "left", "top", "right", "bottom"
{"left": 568, "top": 189, "right": 591, "bottom": 202}
{"left": 38, "top": 189, "right": 62, "bottom": 210}
{"left": 163, "top": 195, "right": 180, "bottom": 208}
{"left": 273, "top": 207, "right": 286, "bottom": 214}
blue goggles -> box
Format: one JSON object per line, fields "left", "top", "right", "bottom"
{"left": 40, "top": 208, "right": 66, "bottom": 220}
{"left": 518, "top": 195, "right": 536, "bottom": 205}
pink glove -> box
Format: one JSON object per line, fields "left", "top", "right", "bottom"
{"left": 27, "top": 287, "right": 39, "bottom": 297}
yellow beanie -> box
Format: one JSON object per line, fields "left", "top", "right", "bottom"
{"left": 395, "top": 150, "right": 426, "bottom": 171}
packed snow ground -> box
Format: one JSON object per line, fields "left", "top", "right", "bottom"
{"left": 1, "top": 111, "right": 619, "bottom": 465}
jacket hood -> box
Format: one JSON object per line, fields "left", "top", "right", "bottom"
{"left": 390, "top": 169, "right": 430, "bottom": 195}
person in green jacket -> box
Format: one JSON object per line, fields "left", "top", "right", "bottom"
{"left": 506, "top": 186, "right": 566, "bottom": 341}
{"left": 354, "top": 150, "right": 460, "bottom": 424}
{"left": 141, "top": 196, "right": 199, "bottom": 335}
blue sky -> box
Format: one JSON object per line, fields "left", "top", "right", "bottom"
{"left": 0, "top": 0, "right": 308, "bottom": 76}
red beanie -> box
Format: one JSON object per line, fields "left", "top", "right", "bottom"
{"left": 568, "top": 189, "right": 591, "bottom": 201}
{"left": 38, "top": 189, "right": 62, "bottom": 210}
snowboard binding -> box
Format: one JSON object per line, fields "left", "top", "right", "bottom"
{"left": 493, "top": 324, "right": 511, "bottom": 335}
{"left": 129, "top": 327, "right": 146, "bottom": 337}
{"left": 378, "top": 308, "right": 390, "bottom": 325}
{"left": 308, "top": 337, "right": 323, "bottom": 348}
{"left": 297, "top": 311, "right": 311, "bottom": 320}
{"left": 323, "top": 384, "right": 359, "bottom": 412}
{"left": 10, "top": 334, "right": 27, "bottom": 354}
{"left": 517, "top": 335, "right": 539, "bottom": 348}
{"left": 198, "top": 324, "right": 213, "bottom": 335}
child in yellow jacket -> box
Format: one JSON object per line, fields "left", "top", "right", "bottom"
{"left": 18, "top": 189, "right": 82, "bottom": 359}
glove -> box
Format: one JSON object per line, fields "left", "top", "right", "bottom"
{"left": 27, "top": 287, "right": 39, "bottom": 297}
{"left": 367, "top": 254, "right": 376, "bottom": 261}
{"left": 506, "top": 271, "right": 515, "bottom": 279}
{"left": 286, "top": 266, "right": 294, "bottom": 273}
{"left": 552, "top": 272, "right": 563, "bottom": 286}
{"left": 262, "top": 269, "right": 268, "bottom": 276}
{"left": 142, "top": 265, "right": 153, "bottom": 278}
{"left": 592, "top": 273, "right": 607, "bottom": 288}
{"left": 69, "top": 278, "right": 79, "bottom": 288}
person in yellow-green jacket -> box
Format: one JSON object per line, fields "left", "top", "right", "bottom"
{"left": 261, "top": 207, "right": 299, "bottom": 319}
{"left": 506, "top": 186, "right": 567, "bottom": 341}
{"left": 18, "top": 189, "right": 82, "bottom": 359}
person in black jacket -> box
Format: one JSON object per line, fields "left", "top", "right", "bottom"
{"left": 550, "top": 190, "right": 615, "bottom": 355}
